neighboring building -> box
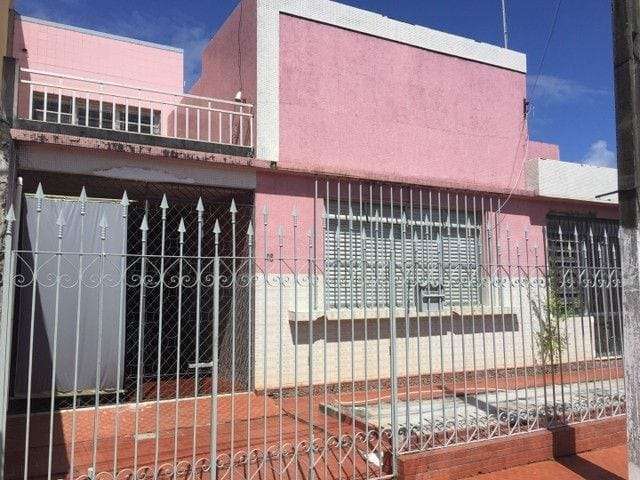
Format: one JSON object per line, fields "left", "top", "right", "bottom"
{"left": 0, "top": 2, "right": 623, "bottom": 480}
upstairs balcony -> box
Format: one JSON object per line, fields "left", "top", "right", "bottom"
{"left": 13, "top": 68, "right": 254, "bottom": 156}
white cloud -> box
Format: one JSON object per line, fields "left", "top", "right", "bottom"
{"left": 582, "top": 140, "right": 616, "bottom": 167}
{"left": 528, "top": 75, "right": 609, "bottom": 104}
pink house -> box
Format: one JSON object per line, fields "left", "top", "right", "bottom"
{"left": 0, "top": 2, "right": 624, "bottom": 480}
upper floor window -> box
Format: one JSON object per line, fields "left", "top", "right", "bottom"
{"left": 31, "top": 91, "right": 161, "bottom": 135}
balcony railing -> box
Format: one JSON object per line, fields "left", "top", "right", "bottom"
{"left": 17, "top": 68, "right": 254, "bottom": 148}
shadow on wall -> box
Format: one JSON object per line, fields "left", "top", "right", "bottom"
{"left": 289, "top": 313, "right": 519, "bottom": 344}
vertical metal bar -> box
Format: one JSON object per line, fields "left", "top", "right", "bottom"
{"left": 277, "top": 225, "right": 284, "bottom": 477}
{"left": 335, "top": 182, "right": 342, "bottom": 475}
{"left": 229, "top": 199, "right": 238, "bottom": 480}
{"left": 133, "top": 213, "right": 149, "bottom": 475}
{"left": 307, "top": 227, "right": 315, "bottom": 480}
{"left": 573, "top": 227, "right": 592, "bottom": 422}
{"left": 515, "top": 243, "right": 530, "bottom": 431}
{"left": 173, "top": 105, "right": 178, "bottom": 138}
{"left": 597, "top": 239, "right": 615, "bottom": 401}
{"left": 28, "top": 83, "right": 33, "bottom": 120}
{"left": 99, "top": 84, "right": 104, "bottom": 129}
{"left": 68, "top": 189, "right": 86, "bottom": 480}
{"left": 137, "top": 93, "right": 142, "bottom": 134}
{"left": 173, "top": 218, "right": 186, "bottom": 471}
{"left": 261, "top": 205, "right": 269, "bottom": 480}
{"left": 45, "top": 211, "right": 67, "bottom": 477}
{"left": 211, "top": 219, "right": 221, "bottom": 480}
{"left": 463, "top": 196, "right": 480, "bottom": 440}
{"left": 388, "top": 222, "right": 399, "bottom": 477}
{"left": 455, "top": 194, "right": 470, "bottom": 441}
{"left": 84, "top": 94, "right": 89, "bottom": 127}
{"left": 558, "top": 227, "right": 576, "bottom": 423}
{"left": 581, "top": 236, "right": 597, "bottom": 419}
{"left": 494, "top": 203, "right": 510, "bottom": 432}
{"left": 610, "top": 241, "right": 625, "bottom": 409}
{"left": 323, "top": 182, "right": 329, "bottom": 480}
{"left": 197, "top": 108, "right": 201, "bottom": 140}
{"left": 347, "top": 183, "right": 356, "bottom": 475}
{"left": 208, "top": 102, "right": 212, "bottom": 142}
{"left": 22, "top": 184, "right": 45, "bottom": 480}
{"left": 228, "top": 112, "right": 233, "bottom": 144}
{"left": 219, "top": 112, "right": 223, "bottom": 143}
{"left": 478, "top": 197, "right": 491, "bottom": 438}
{"left": 153, "top": 196, "right": 169, "bottom": 476}
{"left": 191, "top": 199, "right": 204, "bottom": 473}
{"left": 542, "top": 226, "right": 562, "bottom": 423}
{"left": 400, "top": 190, "right": 411, "bottom": 452}
{"left": 533, "top": 242, "right": 550, "bottom": 426}
{"left": 249, "top": 116, "right": 254, "bottom": 148}
{"left": 524, "top": 229, "right": 541, "bottom": 429}
{"left": 505, "top": 227, "right": 520, "bottom": 434}
{"left": 246, "top": 220, "right": 254, "bottom": 480}
{"left": 603, "top": 231, "right": 622, "bottom": 411}
{"left": 72, "top": 91, "right": 76, "bottom": 126}
{"left": 484, "top": 198, "right": 500, "bottom": 438}
{"left": 239, "top": 105, "right": 244, "bottom": 146}
{"left": 91, "top": 214, "right": 108, "bottom": 474}
{"left": 43, "top": 88, "right": 48, "bottom": 123}
{"left": 292, "top": 206, "right": 300, "bottom": 480}
{"left": 0, "top": 206, "right": 15, "bottom": 480}
{"left": 57, "top": 81, "right": 62, "bottom": 124}
{"left": 587, "top": 228, "right": 607, "bottom": 417}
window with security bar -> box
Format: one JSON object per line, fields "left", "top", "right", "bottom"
{"left": 546, "top": 214, "right": 622, "bottom": 358}
{"left": 324, "top": 200, "right": 482, "bottom": 310}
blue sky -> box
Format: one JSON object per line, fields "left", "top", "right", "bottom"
{"left": 15, "top": 0, "right": 615, "bottom": 166}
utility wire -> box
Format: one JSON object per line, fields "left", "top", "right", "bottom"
{"left": 497, "top": 0, "right": 563, "bottom": 220}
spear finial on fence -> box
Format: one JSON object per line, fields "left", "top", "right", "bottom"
{"left": 98, "top": 213, "right": 108, "bottom": 241}
{"left": 4, "top": 204, "right": 15, "bottom": 239}
{"left": 292, "top": 207, "right": 299, "bottom": 227}
{"left": 5, "top": 205, "right": 15, "bottom": 225}
{"left": 140, "top": 214, "right": 149, "bottom": 243}
{"left": 35, "top": 183, "right": 44, "bottom": 212}
{"left": 230, "top": 199, "right": 237, "bottom": 223}
{"left": 213, "top": 219, "right": 221, "bottom": 245}
{"left": 196, "top": 197, "right": 204, "bottom": 214}
{"left": 160, "top": 194, "right": 169, "bottom": 220}
{"left": 262, "top": 204, "right": 269, "bottom": 225}
{"left": 277, "top": 225, "right": 284, "bottom": 245}
{"left": 178, "top": 218, "right": 186, "bottom": 244}
{"left": 247, "top": 221, "right": 254, "bottom": 238}
{"left": 56, "top": 210, "right": 66, "bottom": 239}
{"left": 79, "top": 187, "right": 88, "bottom": 216}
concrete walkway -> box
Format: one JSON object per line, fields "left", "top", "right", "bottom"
{"left": 468, "top": 444, "right": 627, "bottom": 479}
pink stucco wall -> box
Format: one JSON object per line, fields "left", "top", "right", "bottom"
{"left": 278, "top": 14, "right": 533, "bottom": 193}
{"left": 255, "top": 171, "right": 618, "bottom": 272}
{"left": 528, "top": 141, "right": 560, "bottom": 160}
{"left": 13, "top": 17, "right": 183, "bottom": 90}
{"left": 189, "top": 0, "right": 256, "bottom": 145}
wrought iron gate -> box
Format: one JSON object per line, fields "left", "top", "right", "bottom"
{"left": 0, "top": 180, "right": 626, "bottom": 480}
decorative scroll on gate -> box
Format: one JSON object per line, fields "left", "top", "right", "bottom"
{"left": 0, "top": 180, "right": 625, "bottom": 480}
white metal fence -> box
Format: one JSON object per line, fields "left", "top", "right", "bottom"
{"left": 0, "top": 180, "right": 625, "bottom": 480}
{"left": 17, "top": 68, "right": 254, "bottom": 148}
